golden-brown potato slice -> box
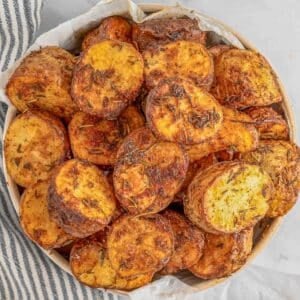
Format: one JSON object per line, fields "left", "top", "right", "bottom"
{"left": 113, "top": 127, "right": 188, "bottom": 214}
{"left": 160, "top": 210, "right": 204, "bottom": 274}
{"left": 209, "top": 44, "right": 232, "bottom": 60}
{"left": 146, "top": 78, "right": 223, "bottom": 144}
{"left": 211, "top": 49, "right": 282, "bottom": 109}
{"left": 68, "top": 105, "right": 145, "bottom": 166}
{"left": 20, "top": 180, "right": 74, "bottom": 249}
{"left": 132, "top": 18, "right": 207, "bottom": 52}
{"left": 6, "top": 46, "right": 78, "bottom": 120}
{"left": 4, "top": 110, "right": 70, "bottom": 187}
{"left": 143, "top": 41, "right": 214, "bottom": 90}
{"left": 82, "top": 16, "right": 132, "bottom": 51}
{"left": 72, "top": 40, "right": 144, "bottom": 119}
{"left": 243, "top": 106, "right": 289, "bottom": 140}
{"left": 189, "top": 228, "right": 253, "bottom": 279}
{"left": 185, "top": 107, "right": 259, "bottom": 162}
{"left": 48, "top": 159, "right": 116, "bottom": 238}
{"left": 107, "top": 214, "right": 174, "bottom": 278}
{"left": 185, "top": 162, "right": 273, "bottom": 234}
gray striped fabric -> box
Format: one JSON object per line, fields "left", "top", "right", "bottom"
{"left": 0, "top": 1, "right": 114, "bottom": 299}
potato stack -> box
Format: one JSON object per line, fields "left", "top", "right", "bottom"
{"left": 4, "top": 16, "right": 300, "bottom": 290}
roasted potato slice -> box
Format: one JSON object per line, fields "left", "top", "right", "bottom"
{"left": 146, "top": 78, "right": 223, "bottom": 144}
{"left": 160, "top": 210, "right": 204, "bottom": 274}
{"left": 4, "top": 110, "right": 70, "bottom": 187}
{"left": 72, "top": 40, "right": 144, "bottom": 118}
{"left": 113, "top": 127, "right": 188, "bottom": 214}
{"left": 132, "top": 18, "right": 207, "bottom": 52}
{"left": 107, "top": 214, "right": 174, "bottom": 278}
{"left": 211, "top": 49, "right": 282, "bottom": 109}
{"left": 243, "top": 106, "right": 289, "bottom": 140}
{"left": 209, "top": 44, "right": 232, "bottom": 60}
{"left": 20, "top": 180, "right": 74, "bottom": 249}
{"left": 68, "top": 105, "right": 145, "bottom": 166}
{"left": 143, "top": 41, "right": 214, "bottom": 90}
{"left": 48, "top": 159, "right": 116, "bottom": 238}
{"left": 82, "top": 16, "right": 132, "bottom": 51}
{"left": 185, "top": 107, "right": 259, "bottom": 162}
{"left": 6, "top": 46, "right": 78, "bottom": 120}
{"left": 189, "top": 228, "right": 253, "bottom": 279}
{"left": 185, "top": 162, "right": 273, "bottom": 234}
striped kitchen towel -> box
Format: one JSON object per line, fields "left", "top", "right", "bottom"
{"left": 0, "top": 1, "right": 116, "bottom": 299}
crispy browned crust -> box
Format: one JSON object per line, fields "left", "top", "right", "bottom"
{"left": 48, "top": 159, "right": 116, "bottom": 238}
{"left": 243, "top": 106, "right": 289, "bottom": 140}
{"left": 107, "top": 214, "right": 174, "bottom": 278}
{"left": 146, "top": 78, "right": 223, "bottom": 144}
{"left": 82, "top": 16, "right": 132, "bottom": 51}
{"left": 72, "top": 40, "right": 144, "bottom": 118}
{"left": 4, "top": 109, "right": 70, "bottom": 187}
{"left": 6, "top": 46, "right": 78, "bottom": 120}
{"left": 113, "top": 127, "right": 189, "bottom": 214}
{"left": 132, "top": 18, "right": 207, "bottom": 52}
{"left": 189, "top": 228, "right": 253, "bottom": 279}
{"left": 208, "top": 44, "right": 233, "bottom": 60}
{"left": 160, "top": 210, "right": 205, "bottom": 274}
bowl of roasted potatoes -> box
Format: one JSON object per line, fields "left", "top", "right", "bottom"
{"left": 2, "top": 2, "right": 300, "bottom": 295}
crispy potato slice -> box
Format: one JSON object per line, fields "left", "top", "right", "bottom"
{"left": 20, "top": 180, "right": 74, "bottom": 249}
{"left": 48, "top": 159, "right": 116, "bottom": 238}
{"left": 185, "top": 107, "right": 259, "bottom": 162}
{"left": 211, "top": 49, "right": 282, "bottom": 109}
{"left": 6, "top": 46, "right": 78, "bottom": 120}
{"left": 68, "top": 105, "right": 145, "bottom": 166}
{"left": 132, "top": 18, "right": 207, "bottom": 52}
{"left": 4, "top": 110, "right": 70, "bottom": 187}
{"left": 160, "top": 210, "right": 204, "bottom": 274}
{"left": 146, "top": 78, "right": 223, "bottom": 144}
{"left": 185, "top": 162, "right": 273, "bottom": 234}
{"left": 107, "top": 214, "right": 174, "bottom": 278}
{"left": 143, "top": 41, "right": 214, "bottom": 90}
{"left": 209, "top": 44, "right": 232, "bottom": 60}
{"left": 82, "top": 16, "right": 132, "bottom": 51}
{"left": 243, "top": 107, "right": 289, "bottom": 140}
{"left": 113, "top": 127, "right": 188, "bottom": 214}
{"left": 72, "top": 40, "right": 144, "bottom": 119}
{"left": 189, "top": 228, "right": 253, "bottom": 279}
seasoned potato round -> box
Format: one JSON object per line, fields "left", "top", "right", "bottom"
{"left": 107, "top": 214, "right": 174, "bottom": 278}
{"left": 68, "top": 106, "right": 145, "bottom": 166}
{"left": 243, "top": 106, "right": 289, "bottom": 140}
{"left": 209, "top": 44, "right": 232, "bottom": 60}
{"left": 146, "top": 78, "right": 223, "bottom": 144}
{"left": 20, "top": 180, "right": 74, "bottom": 249}
{"left": 82, "top": 16, "right": 132, "bottom": 51}
{"left": 113, "top": 127, "right": 188, "bottom": 214}
{"left": 143, "top": 40, "right": 214, "bottom": 90}
{"left": 72, "top": 40, "right": 144, "bottom": 118}
{"left": 48, "top": 159, "right": 116, "bottom": 238}
{"left": 185, "top": 162, "right": 273, "bottom": 234}
{"left": 211, "top": 49, "right": 282, "bottom": 109}
{"left": 160, "top": 210, "right": 204, "bottom": 274}
{"left": 189, "top": 228, "right": 253, "bottom": 279}
{"left": 6, "top": 46, "right": 78, "bottom": 120}
{"left": 4, "top": 110, "right": 70, "bottom": 188}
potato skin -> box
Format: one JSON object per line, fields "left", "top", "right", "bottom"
{"left": 132, "top": 18, "right": 207, "bottom": 52}
{"left": 160, "top": 210, "right": 205, "bottom": 274}
{"left": 113, "top": 127, "right": 189, "bottom": 214}
{"left": 48, "top": 159, "right": 116, "bottom": 238}
{"left": 211, "top": 49, "right": 282, "bottom": 109}
{"left": 107, "top": 214, "right": 174, "bottom": 278}
{"left": 20, "top": 180, "right": 74, "bottom": 249}
{"left": 143, "top": 41, "right": 214, "bottom": 90}
{"left": 209, "top": 44, "right": 232, "bottom": 60}
{"left": 189, "top": 228, "right": 253, "bottom": 279}
{"left": 146, "top": 78, "right": 223, "bottom": 144}
{"left": 72, "top": 40, "right": 144, "bottom": 119}
{"left": 6, "top": 46, "right": 78, "bottom": 120}
{"left": 82, "top": 16, "right": 132, "bottom": 51}
{"left": 4, "top": 109, "right": 70, "bottom": 187}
